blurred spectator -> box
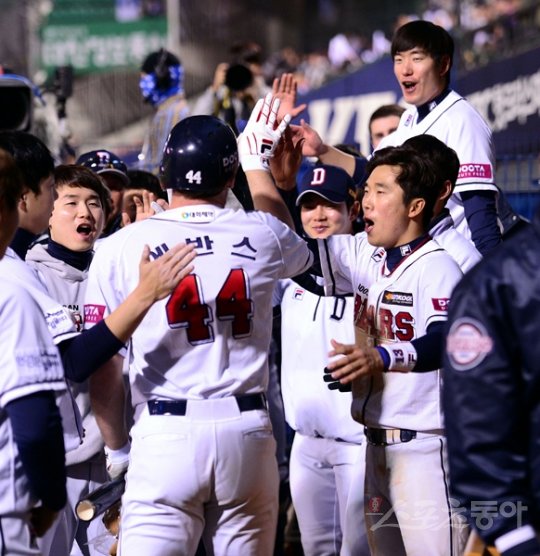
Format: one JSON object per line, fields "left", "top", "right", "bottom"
{"left": 327, "top": 32, "right": 362, "bottom": 70}
{"left": 138, "top": 48, "right": 189, "bottom": 175}
{"left": 192, "top": 41, "right": 270, "bottom": 134}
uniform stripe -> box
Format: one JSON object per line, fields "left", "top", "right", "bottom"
{"left": 438, "top": 438, "right": 455, "bottom": 556}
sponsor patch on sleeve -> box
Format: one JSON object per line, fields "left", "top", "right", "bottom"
{"left": 446, "top": 318, "right": 493, "bottom": 371}
{"left": 432, "top": 298, "right": 450, "bottom": 312}
{"left": 458, "top": 163, "right": 493, "bottom": 180}
{"left": 84, "top": 304, "right": 106, "bottom": 324}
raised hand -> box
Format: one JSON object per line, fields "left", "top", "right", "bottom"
{"left": 237, "top": 93, "right": 291, "bottom": 173}
{"left": 272, "top": 72, "right": 307, "bottom": 122}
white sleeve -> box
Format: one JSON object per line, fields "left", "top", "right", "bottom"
{"left": 0, "top": 284, "right": 65, "bottom": 408}
{"left": 83, "top": 241, "right": 123, "bottom": 330}
{"left": 446, "top": 105, "right": 497, "bottom": 194}
{"left": 319, "top": 233, "right": 378, "bottom": 296}
{"left": 259, "top": 212, "right": 313, "bottom": 279}
{"left": 419, "top": 253, "right": 463, "bottom": 331}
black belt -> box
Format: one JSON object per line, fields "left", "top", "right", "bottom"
{"left": 147, "top": 393, "right": 267, "bottom": 416}
{"left": 364, "top": 427, "right": 417, "bottom": 446}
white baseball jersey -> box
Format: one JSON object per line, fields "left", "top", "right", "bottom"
{"left": 0, "top": 248, "right": 83, "bottom": 453}
{"left": 429, "top": 211, "right": 482, "bottom": 273}
{"left": 84, "top": 205, "right": 313, "bottom": 406}
{"left": 274, "top": 279, "right": 364, "bottom": 443}
{"left": 0, "top": 280, "right": 65, "bottom": 515}
{"left": 376, "top": 90, "right": 497, "bottom": 240}
{"left": 320, "top": 235, "right": 463, "bottom": 431}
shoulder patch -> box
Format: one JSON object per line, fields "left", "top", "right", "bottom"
{"left": 446, "top": 318, "right": 493, "bottom": 371}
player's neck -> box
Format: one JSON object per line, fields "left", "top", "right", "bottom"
{"left": 170, "top": 191, "right": 228, "bottom": 209}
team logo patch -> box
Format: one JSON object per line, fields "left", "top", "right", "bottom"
{"left": 293, "top": 288, "right": 305, "bottom": 300}
{"left": 404, "top": 114, "right": 413, "bottom": 127}
{"left": 367, "top": 496, "right": 384, "bottom": 514}
{"left": 446, "top": 318, "right": 494, "bottom": 371}
{"left": 371, "top": 247, "right": 385, "bottom": 263}
{"left": 458, "top": 163, "right": 493, "bottom": 180}
{"left": 432, "top": 298, "right": 450, "bottom": 311}
{"left": 382, "top": 290, "right": 413, "bottom": 306}
{"left": 84, "top": 304, "right": 106, "bottom": 324}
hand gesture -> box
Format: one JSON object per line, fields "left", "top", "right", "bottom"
{"left": 137, "top": 242, "right": 196, "bottom": 303}
{"left": 269, "top": 126, "right": 304, "bottom": 191}
{"left": 271, "top": 72, "right": 307, "bottom": 122}
{"left": 237, "top": 93, "right": 291, "bottom": 173}
{"left": 323, "top": 339, "right": 384, "bottom": 389}
{"left": 122, "top": 190, "right": 169, "bottom": 227}
{"left": 289, "top": 119, "right": 329, "bottom": 158}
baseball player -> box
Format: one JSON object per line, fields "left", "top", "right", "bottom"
{"left": 25, "top": 165, "right": 110, "bottom": 556}
{"left": 245, "top": 114, "right": 469, "bottom": 554}
{"left": 76, "top": 149, "right": 130, "bottom": 238}
{"left": 401, "top": 134, "right": 482, "bottom": 273}
{"left": 444, "top": 206, "right": 540, "bottom": 556}
{"left": 320, "top": 146, "right": 468, "bottom": 555}
{"left": 85, "top": 110, "right": 312, "bottom": 555}
{"left": 294, "top": 20, "right": 502, "bottom": 256}
{"left": 368, "top": 104, "right": 405, "bottom": 150}
{"left": 274, "top": 163, "right": 370, "bottom": 556}
{"left": 0, "top": 148, "right": 67, "bottom": 555}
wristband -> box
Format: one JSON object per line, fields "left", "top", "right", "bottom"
{"left": 380, "top": 342, "right": 417, "bottom": 372}
{"left": 105, "top": 441, "right": 130, "bottom": 464}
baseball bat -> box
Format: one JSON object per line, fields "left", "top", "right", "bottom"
{"left": 76, "top": 474, "right": 126, "bottom": 522}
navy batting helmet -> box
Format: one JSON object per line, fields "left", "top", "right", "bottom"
{"left": 160, "top": 115, "right": 238, "bottom": 193}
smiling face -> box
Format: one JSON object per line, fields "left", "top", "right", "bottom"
{"left": 300, "top": 193, "right": 356, "bottom": 239}
{"left": 362, "top": 164, "right": 424, "bottom": 249}
{"left": 49, "top": 185, "right": 105, "bottom": 251}
{"left": 393, "top": 48, "right": 449, "bottom": 107}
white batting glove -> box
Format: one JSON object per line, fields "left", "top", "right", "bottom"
{"left": 237, "top": 92, "right": 291, "bottom": 173}
{"left": 105, "top": 442, "right": 130, "bottom": 479}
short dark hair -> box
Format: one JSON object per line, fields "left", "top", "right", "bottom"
{"left": 0, "top": 148, "right": 24, "bottom": 212}
{"left": 391, "top": 20, "right": 454, "bottom": 85}
{"left": 54, "top": 165, "right": 110, "bottom": 211}
{"left": 365, "top": 146, "right": 440, "bottom": 229}
{"left": 402, "top": 134, "right": 459, "bottom": 193}
{"left": 126, "top": 169, "right": 167, "bottom": 200}
{"left": 0, "top": 131, "right": 54, "bottom": 195}
{"left": 369, "top": 104, "right": 406, "bottom": 128}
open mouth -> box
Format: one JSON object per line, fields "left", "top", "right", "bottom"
{"left": 402, "top": 81, "right": 416, "bottom": 93}
{"left": 76, "top": 223, "right": 94, "bottom": 236}
{"left": 363, "top": 218, "right": 374, "bottom": 233}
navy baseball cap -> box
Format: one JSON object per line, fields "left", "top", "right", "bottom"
{"left": 296, "top": 164, "right": 356, "bottom": 206}
{"left": 76, "top": 150, "right": 129, "bottom": 187}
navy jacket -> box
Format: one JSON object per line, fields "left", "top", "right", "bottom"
{"left": 443, "top": 208, "right": 540, "bottom": 554}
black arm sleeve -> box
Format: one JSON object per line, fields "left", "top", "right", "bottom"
{"left": 461, "top": 189, "right": 501, "bottom": 256}
{"left": 59, "top": 320, "right": 125, "bottom": 383}
{"left": 411, "top": 320, "right": 446, "bottom": 372}
{"left": 291, "top": 236, "right": 326, "bottom": 295}
{"left": 5, "top": 391, "right": 67, "bottom": 511}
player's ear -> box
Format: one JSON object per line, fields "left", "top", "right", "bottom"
{"left": 348, "top": 200, "right": 361, "bottom": 222}
{"left": 407, "top": 197, "right": 425, "bottom": 219}
{"left": 18, "top": 187, "right": 30, "bottom": 213}
{"left": 438, "top": 55, "right": 451, "bottom": 79}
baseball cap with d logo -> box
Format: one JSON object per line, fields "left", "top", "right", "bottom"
{"left": 296, "top": 164, "right": 357, "bottom": 206}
